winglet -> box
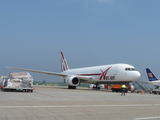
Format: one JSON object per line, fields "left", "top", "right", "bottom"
{"left": 146, "top": 68, "right": 158, "bottom": 81}
{"left": 60, "top": 52, "right": 69, "bottom": 72}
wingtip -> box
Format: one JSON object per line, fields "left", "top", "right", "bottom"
{"left": 6, "top": 66, "right": 13, "bottom": 69}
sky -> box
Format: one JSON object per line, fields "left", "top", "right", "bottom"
{"left": 1, "top": 0, "right": 160, "bottom": 83}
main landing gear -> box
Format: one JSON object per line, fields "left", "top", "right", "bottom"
{"left": 68, "top": 86, "right": 76, "bottom": 89}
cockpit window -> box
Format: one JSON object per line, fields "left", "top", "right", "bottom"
{"left": 131, "top": 68, "right": 136, "bottom": 70}
{"left": 125, "top": 68, "right": 136, "bottom": 71}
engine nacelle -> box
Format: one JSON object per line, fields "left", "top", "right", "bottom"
{"left": 65, "top": 76, "right": 80, "bottom": 86}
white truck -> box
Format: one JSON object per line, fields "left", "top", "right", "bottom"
{"left": 1, "top": 72, "right": 34, "bottom": 92}
{"left": 152, "top": 86, "right": 160, "bottom": 95}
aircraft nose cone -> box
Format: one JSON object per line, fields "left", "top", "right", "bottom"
{"left": 126, "top": 71, "right": 141, "bottom": 82}
{"left": 134, "top": 71, "right": 141, "bottom": 80}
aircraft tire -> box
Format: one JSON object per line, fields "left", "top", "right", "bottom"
{"left": 153, "top": 92, "right": 157, "bottom": 94}
{"left": 68, "top": 86, "right": 76, "bottom": 89}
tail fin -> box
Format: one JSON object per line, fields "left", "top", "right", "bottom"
{"left": 60, "top": 52, "right": 69, "bottom": 72}
{"left": 146, "top": 68, "right": 158, "bottom": 81}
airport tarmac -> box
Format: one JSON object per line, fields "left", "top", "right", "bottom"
{"left": 0, "top": 85, "right": 160, "bottom": 120}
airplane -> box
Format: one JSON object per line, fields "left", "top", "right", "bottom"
{"left": 6, "top": 52, "right": 141, "bottom": 89}
{"left": 141, "top": 68, "right": 160, "bottom": 86}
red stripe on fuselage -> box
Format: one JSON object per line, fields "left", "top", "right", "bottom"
{"left": 76, "top": 73, "right": 101, "bottom": 76}
{"left": 73, "top": 67, "right": 112, "bottom": 80}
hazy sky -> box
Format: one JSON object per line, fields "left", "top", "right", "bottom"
{"left": 1, "top": 0, "right": 160, "bottom": 82}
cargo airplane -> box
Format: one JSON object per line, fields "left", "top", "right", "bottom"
{"left": 6, "top": 52, "right": 141, "bottom": 89}
{"left": 142, "top": 68, "right": 160, "bottom": 86}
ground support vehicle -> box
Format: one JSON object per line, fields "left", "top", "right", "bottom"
{"left": 1, "top": 72, "right": 34, "bottom": 92}
{"left": 152, "top": 86, "right": 160, "bottom": 95}
{"left": 1, "top": 87, "right": 33, "bottom": 92}
{"left": 111, "top": 84, "right": 129, "bottom": 92}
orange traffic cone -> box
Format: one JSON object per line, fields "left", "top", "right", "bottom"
{"left": 141, "top": 90, "right": 144, "bottom": 95}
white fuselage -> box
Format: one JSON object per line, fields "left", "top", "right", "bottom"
{"left": 150, "top": 80, "right": 160, "bottom": 86}
{"left": 151, "top": 80, "right": 160, "bottom": 83}
{"left": 62, "top": 63, "right": 140, "bottom": 84}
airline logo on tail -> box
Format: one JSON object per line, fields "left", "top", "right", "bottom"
{"left": 60, "top": 52, "right": 69, "bottom": 72}
{"left": 146, "top": 68, "right": 158, "bottom": 81}
{"left": 147, "top": 73, "right": 153, "bottom": 78}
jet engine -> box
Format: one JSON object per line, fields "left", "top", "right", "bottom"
{"left": 65, "top": 76, "right": 80, "bottom": 87}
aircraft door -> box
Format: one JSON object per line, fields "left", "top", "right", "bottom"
{"left": 113, "top": 67, "right": 118, "bottom": 76}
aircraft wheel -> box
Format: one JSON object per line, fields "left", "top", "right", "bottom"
{"left": 153, "top": 92, "right": 157, "bottom": 94}
{"left": 68, "top": 86, "right": 76, "bottom": 89}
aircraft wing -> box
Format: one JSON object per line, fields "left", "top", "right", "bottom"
{"left": 6, "top": 67, "right": 68, "bottom": 77}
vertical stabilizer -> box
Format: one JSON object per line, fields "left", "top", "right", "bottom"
{"left": 60, "top": 52, "right": 69, "bottom": 72}
{"left": 146, "top": 68, "right": 158, "bottom": 81}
